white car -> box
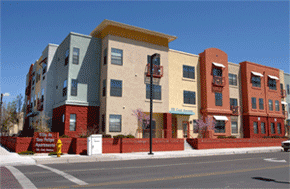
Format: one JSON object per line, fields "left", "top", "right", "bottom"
{"left": 281, "top": 139, "right": 290, "bottom": 152}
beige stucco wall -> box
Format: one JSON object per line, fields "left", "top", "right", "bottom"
{"left": 279, "top": 70, "right": 287, "bottom": 136}
{"left": 228, "top": 62, "right": 243, "bottom": 138}
{"left": 104, "top": 35, "right": 170, "bottom": 137}
{"left": 168, "top": 49, "right": 200, "bottom": 138}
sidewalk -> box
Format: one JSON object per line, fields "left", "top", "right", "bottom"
{"left": 0, "top": 144, "right": 283, "bottom": 166}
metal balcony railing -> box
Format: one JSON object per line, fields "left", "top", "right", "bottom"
{"left": 212, "top": 76, "right": 225, "bottom": 87}
{"left": 281, "top": 90, "right": 286, "bottom": 98}
{"left": 146, "top": 64, "right": 163, "bottom": 78}
{"left": 230, "top": 105, "right": 239, "bottom": 115}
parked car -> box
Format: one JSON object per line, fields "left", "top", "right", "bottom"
{"left": 281, "top": 139, "right": 290, "bottom": 152}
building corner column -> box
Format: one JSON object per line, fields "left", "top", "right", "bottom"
{"left": 164, "top": 113, "right": 172, "bottom": 139}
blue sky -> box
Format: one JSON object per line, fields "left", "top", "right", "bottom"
{"left": 1, "top": 0, "right": 289, "bottom": 104}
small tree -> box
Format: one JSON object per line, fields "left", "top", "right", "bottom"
{"left": 132, "top": 108, "right": 150, "bottom": 130}
{"left": 79, "top": 124, "right": 99, "bottom": 138}
{"left": 195, "top": 116, "right": 216, "bottom": 138}
{"left": 31, "top": 113, "right": 51, "bottom": 132}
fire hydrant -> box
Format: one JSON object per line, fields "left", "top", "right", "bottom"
{"left": 56, "top": 139, "right": 63, "bottom": 157}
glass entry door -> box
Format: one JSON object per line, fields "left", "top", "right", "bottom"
{"left": 183, "top": 121, "right": 189, "bottom": 138}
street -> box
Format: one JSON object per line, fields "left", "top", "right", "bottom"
{"left": 1, "top": 152, "right": 289, "bottom": 188}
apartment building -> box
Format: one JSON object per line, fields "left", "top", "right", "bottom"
{"left": 23, "top": 19, "right": 289, "bottom": 138}
{"left": 284, "top": 73, "right": 290, "bottom": 135}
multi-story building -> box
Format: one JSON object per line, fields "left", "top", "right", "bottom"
{"left": 284, "top": 73, "right": 290, "bottom": 135}
{"left": 23, "top": 19, "right": 289, "bottom": 138}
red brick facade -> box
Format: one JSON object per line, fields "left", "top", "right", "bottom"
{"left": 52, "top": 105, "right": 99, "bottom": 138}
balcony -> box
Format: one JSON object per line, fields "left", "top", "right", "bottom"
{"left": 230, "top": 105, "right": 240, "bottom": 115}
{"left": 281, "top": 90, "right": 286, "bottom": 98}
{"left": 212, "top": 76, "right": 225, "bottom": 87}
{"left": 283, "top": 110, "right": 288, "bottom": 118}
{"left": 146, "top": 64, "right": 163, "bottom": 78}
{"left": 37, "top": 99, "right": 43, "bottom": 111}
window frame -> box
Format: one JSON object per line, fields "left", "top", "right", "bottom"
{"left": 109, "top": 114, "right": 122, "bottom": 132}
{"left": 63, "top": 79, "right": 67, "bottom": 97}
{"left": 277, "top": 123, "right": 281, "bottom": 134}
{"left": 213, "top": 67, "right": 222, "bottom": 77}
{"left": 103, "top": 48, "right": 107, "bottom": 65}
{"left": 146, "top": 84, "right": 162, "bottom": 100}
{"left": 261, "top": 122, "right": 266, "bottom": 134}
{"left": 287, "top": 84, "right": 290, "bottom": 94}
{"left": 230, "top": 98, "right": 238, "bottom": 106}
{"left": 72, "top": 47, "right": 80, "bottom": 65}
{"left": 231, "top": 121, "right": 238, "bottom": 134}
{"left": 111, "top": 48, "right": 123, "bottom": 65}
{"left": 215, "top": 92, "right": 223, "bottom": 106}
{"left": 193, "top": 120, "right": 198, "bottom": 133}
{"left": 268, "top": 78, "right": 277, "bottom": 90}
{"left": 110, "top": 79, "right": 123, "bottom": 97}
{"left": 183, "top": 65, "right": 195, "bottom": 79}
{"left": 102, "top": 79, "right": 106, "bottom": 97}
{"left": 253, "top": 122, "right": 258, "bottom": 134}
{"left": 251, "top": 76, "right": 261, "bottom": 88}
{"left": 259, "top": 98, "right": 264, "bottom": 110}
{"left": 71, "top": 79, "right": 78, "bottom": 96}
{"left": 65, "top": 49, "right": 69, "bottom": 66}
{"left": 269, "top": 99, "right": 273, "bottom": 111}
{"left": 215, "top": 120, "right": 225, "bottom": 133}
{"left": 270, "top": 122, "right": 275, "bottom": 134}
{"left": 69, "top": 114, "right": 76, "bottom": 131}
{"left": 183, "top": 91, "right": 196, "bottom": 105}
{"left": 251, "top": 97, "right": 257, "bottom": 109}
{"left": 275, "top": 100, "right": 280, "bottom": 111}
{"left": 228, "top": 73, "right": 237, "bottom": 86}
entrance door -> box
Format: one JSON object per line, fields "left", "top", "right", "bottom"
{"left": 142, "top": 120, "right": 156, "bottom": 138}
{"left": 183, "top": 121, "right": 189, "bottom": 138}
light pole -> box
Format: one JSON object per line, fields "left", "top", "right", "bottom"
{"left": 149, "top": 53, "right": 160, "bottom": 155}
{"left": 0, "top": 93, "right": 10, "bottom": 135}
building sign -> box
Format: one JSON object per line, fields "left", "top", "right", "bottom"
{"left": 169, "top": 108, "right": 195, "bottom": 115}
{"left": 33, "top": 132, "right": 59, "bottom": 153}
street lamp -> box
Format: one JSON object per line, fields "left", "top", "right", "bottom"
{"left": 0, "top": 93, "right": 10, "bottom": 135}
{"left": 149, "top": 53, "right": 160, "bottom": 155}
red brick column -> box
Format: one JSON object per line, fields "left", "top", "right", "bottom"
{"left": 163, "top": 113, "right": 172, "bottom": 139}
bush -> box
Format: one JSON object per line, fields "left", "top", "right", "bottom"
{"left": 102, "top": 134, "right": 112, "bottom": 138}
{"left": 217, "top": 136, "right": 236, "bottom": 139}
{"left": 48, "top": 152, "right": 64, "bottom": 156}
{"left": 18, "top": 151, "right": 35, "bottom": 155}
{"left": 227, "top": 136, "right": 237, "bottom": 138}
{"left": 217, "top": 136, "right": 227, "bottom": 139}
{"left": 113, "top": 134, "right": 125, "bottom": 139}
{"left": 125, "top": 134, "right": 135, "bottom": 138}
{"left": 59, "top": 135, "right": 70, "bottom": 138}
{"left": 263, "top": 136, "right": 288, "bottom": 139}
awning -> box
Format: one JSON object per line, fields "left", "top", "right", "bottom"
{"left": 213, "top": 115, "right": 228, "bottom": 121}
{"left": 251, "top": 71, "right": 263, "bottom": 77}
{"left": 212, "top": 62, "right": 226, "bottom": 68}
{"left": 281, "top": 101, "right": 288, "bottom": 105}
{"left": 268, "top": 75, "right": 279, "bottom": 80}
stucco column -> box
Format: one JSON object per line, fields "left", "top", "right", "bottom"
{"left": 163, "top": 113, "right": 172, "bottom": 139}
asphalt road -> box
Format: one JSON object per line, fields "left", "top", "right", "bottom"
{"left": 1, "top": 152, "right": 289, "bottom": 188}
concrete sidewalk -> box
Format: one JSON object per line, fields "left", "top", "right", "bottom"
{"left": 0, "top": 144, "right": 284, "bottom": 166}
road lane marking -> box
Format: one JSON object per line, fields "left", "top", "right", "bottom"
{"left": 27, "top": 157, "right": 266, "bottom": 175}
{"left": 5, "top": 166, "right": 37, "bottom": 189}
{"left": 264, "top": 158, "right": 287, "bottom": 163}
{"left": 37, "top": 164, "right": 88, "bottom": 186}
{"left": 39, "top": 164, "right": 290, "bottom": 189}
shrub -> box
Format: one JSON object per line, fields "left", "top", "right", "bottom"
{"left": 217, "top": 136, "right": 227, "bottom": 139}
{"left": 217, "top": 136, "right": 236, "bottom": 139}
{"left": 227, "top": 136, "right": 237, "bottom": 138}
{"left": 48, "top": 152, "right": 64, "bottom": 156}
{"left": 113, "top": 134, "right": 125, "bottom": 139}
{"left": 18, "top": 151, "right": 35, "bottom": 155}
{"left": 102, "top": 134, "right": 112, "bottom": 138}
{"left": 59, "top": 135, "right": 70, "bottom": 138}
{"left": 125, "top": 134, "right": 135, "bottom": 138}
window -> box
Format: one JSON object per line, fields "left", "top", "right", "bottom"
{"left": 109, "top": 114, "right": 121, "bottom": 132}
{"left": 148, "top": 55, "right": 160, "bottom": 65}
{"left": 65, "top": 49, "right": 69, "bottom": 65}
{"left": 101, "top": 114, "right": 105, "bottom": 132}
{"left": 193, "top": 120, "right": 198, "bottom": 133}
{"left": 31, "top": 96, "right": 33, "bottom": 108}
{"left": 269, "top": 100, "right": 273, "bottom": 111}
{"left": 62, "top": 114, "right": 65, "bottom": 123}
{"left": 70, "top": 114, "right": 76, "bottom": 131}
{"left": 215, "top": 92, "right": 222, "bottom": 106}
{"left": 71, "top": 79, "right": 78, "bottom": 96}
{"left": 215, "top": 121, "right": 225, "bottom": 133}
{"left": 183, "top": 65, "right": 195, "bottom": 79}
{"left": 32, "top": 74, "right": 35, "bottom": 85}
{"left": 213, "top": 67, "right": 222, "bottom": 76}
{"left": 261, "top": 122, "right": 265, "bottom": 134}
{"left": 275, "top": 100, "right": 279, "bottom": 111}
{"left": 41, "top": 88, "right": 44, "bottom": 101}
{"left": 230, "top": 98, "right": 238, "bottom": 106}
{"left": 231, "top": 121, "right": 238, "bottom": 134}
{"left": 63, "top": 79, "right": 67, "bottom": 97}
{"left": 268, "top": 78, "right": 276, "bottom": 90}
{"left": 73, "top": 48, "right": 80, "bottom": 64}
{"left": 146, "top": 84, "right": 161, "bottom": 100}
{"left": 253, "top": 122, "right": 258, "bottom": 134}
{"left": 111, "top": 48, "right": 123, "bottom": 65}
{"left": 229, "top": 73, "right": 237, "bottom": 86}
{"left": 42, "top": 64, "right": 47, "bottom": 75}
{"left": 183, "top": 91, "right": 196, "bottom": 105}
{"left": 251, "top": 97, "right": 257, "bottom": 109}
{"left": 251, "top": 76, "right": 261, "bottom": 87}
{"left": 103, "top": 48, "right": 107, "bottom": 65}
{"left": 110, "top": 79, "right": 122, "bottom": 97}
{"left": 34, "top": 96, "right": 36, "bottom": 106}
{"left": 142, "top": 119, "right": 156, "bottom": 138}
{"left": 102, "top": 79, "right": 106, "bottom": 97}
{"left": 277, "top": 123, "right": 281, "bottom": 134}
{"left": 259, "top": 98, "right": 264, "bottom": 110}
{"left": 280, "top": 83, "right": 283, "bottom": 92}
{"left": 287, "top": 84, "right": 290, "bottom": 94}
{"left": 270, "top": 123, "right": 275, "bottom": 134}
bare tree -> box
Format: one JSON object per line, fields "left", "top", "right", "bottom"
{"left": 31, "top": 113, "right": 51, "bottom": 132}
{"left": 195, "top": 116, "right": 216, "bottom": 138}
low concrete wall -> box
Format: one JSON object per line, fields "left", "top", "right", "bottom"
{"left": 186, "top": 138, "right": 287, "bottom": 149}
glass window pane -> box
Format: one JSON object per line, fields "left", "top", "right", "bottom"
{"left": 261, "top": 122, "right": 265, "bottom": 134}
{"left": 253, "top": 122, "right": 258, "bottom": 134}
{"left": 231, "top": 121, "right": 238, "bottom": 134}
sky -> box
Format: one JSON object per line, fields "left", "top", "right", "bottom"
{"left": 1, "top": 0, "right": 289, "bottom": 105}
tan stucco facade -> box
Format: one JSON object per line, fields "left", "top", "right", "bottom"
{"left": 103, "top": 35, "right": 170, "bottom": 137}
{"left": 228, "top": 62, "right": 243, "bottom": 138}
{"left": 168, "top": 49, "right": 200, "bottom": 138}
